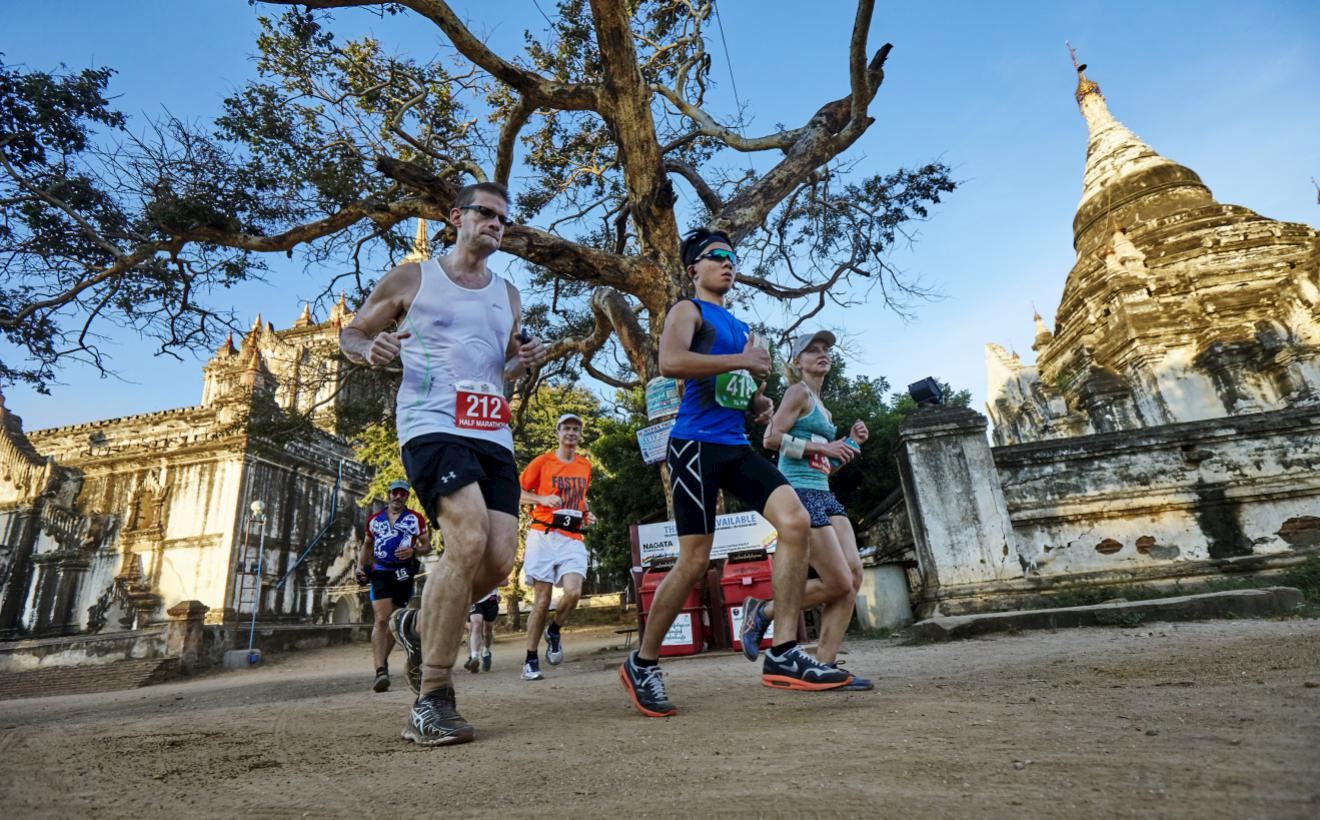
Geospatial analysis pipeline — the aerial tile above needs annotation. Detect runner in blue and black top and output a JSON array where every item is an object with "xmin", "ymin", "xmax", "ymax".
[
  {"xmin": 356, "ymin": 479, "xmax": 430, "ymax": 692},
  {"xmin": 747, "ymin": 330, "xmax": 874, "ymax": 691},
  {"xmin": 619, "ymin": 228, "xmax": 851, "ymax": 719}
]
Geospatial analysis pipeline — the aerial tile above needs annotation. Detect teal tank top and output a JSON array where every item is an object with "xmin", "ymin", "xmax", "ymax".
[{"xmin": 776, "ymin": 390, "xmax": 836, "ymax": 491}]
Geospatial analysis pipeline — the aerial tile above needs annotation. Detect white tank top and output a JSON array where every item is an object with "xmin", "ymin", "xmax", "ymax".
[{"xmin": 395, "ymin": 258, "xmax": 514, "ymax": 451}]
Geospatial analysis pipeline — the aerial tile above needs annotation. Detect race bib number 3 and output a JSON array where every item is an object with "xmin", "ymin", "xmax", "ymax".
[
  {"xmin": 715, "ymin": 370, "xmax": 756, "ymax": 410},
  {"xmin": 455, "ymin": 381, "xmax": 511, "ymax": 430}
]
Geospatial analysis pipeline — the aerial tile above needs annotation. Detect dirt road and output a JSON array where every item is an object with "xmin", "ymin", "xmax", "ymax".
[{"xmin": 1, "ymin": 618, "xmax": 1317, "ymax": 819}]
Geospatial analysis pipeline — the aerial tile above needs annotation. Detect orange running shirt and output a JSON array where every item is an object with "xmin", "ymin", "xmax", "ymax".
[{"xmin": 519, "ymin": 451, "xmax": 592, "ymax": 541}]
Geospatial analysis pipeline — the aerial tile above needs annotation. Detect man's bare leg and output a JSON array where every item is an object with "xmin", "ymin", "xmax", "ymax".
[
  {"xmin": 761, "ymin": 485, "xmax": 812, "ymax": 644},
  {"xmin": 758, "ymin": 523, "xmax": 853, "ymax": 625},
  {"xmin": 637, "ymin": 535, "xmax": 713, "ymax": 660},
  {"xmin": 815, "ymin": 516, "xmax": 863, "ymax": 664},
  {"xmin": 551, "ymin": 573, "xmax": 583, "ymax": 628},
  {"xmin": 372, "ymin": 599, "xmax": 398, "ymax": 671},
  {"xmin": 419, "ymin": 483, "xmax": 490, "ymax": 697},
  {"xmin": 468, "ymin": 612, "xmax": 484, "ymax": 658},
  {"xmin": 525, "ymin": 580, "xmax": 554, "ymax": 655}
]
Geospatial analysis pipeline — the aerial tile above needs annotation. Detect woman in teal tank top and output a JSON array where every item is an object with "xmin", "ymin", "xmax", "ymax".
[{"xmin": 747, "ymin": 330, "xmax": 873, "ymax": 690}]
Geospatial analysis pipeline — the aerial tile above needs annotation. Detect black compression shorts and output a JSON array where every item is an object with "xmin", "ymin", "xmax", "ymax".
[{"xmin": 666, "ymin": 436, "xmax": 789, "ymax": 536}]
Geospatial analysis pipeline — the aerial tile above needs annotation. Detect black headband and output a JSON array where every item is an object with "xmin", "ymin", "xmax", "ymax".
[{"xmin": 682, "ymin": 233, "xmax": 734, "ymax": 266}]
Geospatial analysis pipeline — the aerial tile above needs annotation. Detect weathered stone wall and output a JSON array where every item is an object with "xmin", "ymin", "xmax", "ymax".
[
  {"xmin": 884, "ymin": 404, "xmax": 1320, "ymax": 616},
  {"xmin": 995, "ymin": 405, "xmax": 1320, "ymax": 579}
]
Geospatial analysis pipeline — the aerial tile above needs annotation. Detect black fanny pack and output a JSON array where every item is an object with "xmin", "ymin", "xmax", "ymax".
[{"xmin": 543, "ymin": 509, "xmax": 584, "ymax": 534}]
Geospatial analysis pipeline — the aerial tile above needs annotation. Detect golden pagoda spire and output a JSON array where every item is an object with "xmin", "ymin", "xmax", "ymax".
[
  {"xmin": 403, "ymin": 218, "xmax": 431, "ymax": 263},
  {"xmin": 1067, "ymin": 41, "xmax": 1101, "ymax": 106}
]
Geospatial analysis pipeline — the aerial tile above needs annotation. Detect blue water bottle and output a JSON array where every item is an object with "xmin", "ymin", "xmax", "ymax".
[{"xmin": 828, "ymin": 436, "xmax": 862, "ymax": 470}]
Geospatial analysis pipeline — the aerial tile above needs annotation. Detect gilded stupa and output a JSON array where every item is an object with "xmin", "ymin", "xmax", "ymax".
[{"xmin": 987, "ymin": 52, "xmax": 1320, "ymax": 446}]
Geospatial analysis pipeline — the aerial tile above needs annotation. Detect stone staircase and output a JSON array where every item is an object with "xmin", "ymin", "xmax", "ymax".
[{"xmin": 0, "ymin": 657, "xmax": 179, "ymax": 701}]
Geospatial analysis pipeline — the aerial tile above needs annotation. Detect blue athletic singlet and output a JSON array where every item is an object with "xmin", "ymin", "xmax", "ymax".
[
  {"xmin": 366, "ymin": 508, "xmax": 426, "ymax": 569},
  {"xmin": 670, "ymin": 299, "xmax": 752, "ymax": 446}
]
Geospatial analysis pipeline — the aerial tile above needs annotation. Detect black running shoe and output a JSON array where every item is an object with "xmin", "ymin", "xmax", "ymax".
[
  {"xmin": 401, "ymin": 686, "xmax": 475, "ymax": 746},
  {"xmin": 761, "ymin": 645, "xmax": 852, "ymax": 691},
  {"xmin": 463, "ymin": 654, "xmax": 480, "ymax": 674},
  {"xmin": 618, "ymin": 652, "xmax": 677, "ymax": 717},
  {"xmin": 481, "ymin": 649, "xmax": 492, "ymax": 672},
  {"xmin": 739, "ymin": 596, "xmax": 770, "ymax": 661},
  {"xmin": 372, "ymin": 668, "xmax": 390, "ymax": 692},
  {"xmin": 389, "ymin": 607, "xmax": 423, "ymax": 697}
]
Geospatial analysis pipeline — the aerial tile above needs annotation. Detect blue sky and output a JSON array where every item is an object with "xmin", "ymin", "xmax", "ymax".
[{"xmin": 4, "ymin": 0, "xmax": 1318, "ymax": 430}]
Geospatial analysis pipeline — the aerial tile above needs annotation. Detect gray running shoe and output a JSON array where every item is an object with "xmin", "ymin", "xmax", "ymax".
[
  {"xmin": 464, "ymin": 654, "xmax": 480, "ymax": 674},
  {"xmin": 389, "ymin": 607, "xmax": 423, "ymax": 697},
  {"xmin": 401, "ymin": 686, "xmax": 475, "ymax": 746},
  {"xmin": 521, "ymin": 658, "xmax": 544, "ymax": 681}
]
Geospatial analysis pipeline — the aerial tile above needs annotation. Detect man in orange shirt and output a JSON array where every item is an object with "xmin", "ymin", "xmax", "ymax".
[{"xmin": 518, "ymin": 413, "xmax": 594, "ymax": 680}]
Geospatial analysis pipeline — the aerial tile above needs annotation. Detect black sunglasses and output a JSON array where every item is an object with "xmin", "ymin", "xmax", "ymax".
[
  {"xmin": 697, "ymin": 248, "xmax": 737, "ymax": 265},
  {"xmin": 458, "ymin": 204, "xmax": 514, "ymax": 227}
]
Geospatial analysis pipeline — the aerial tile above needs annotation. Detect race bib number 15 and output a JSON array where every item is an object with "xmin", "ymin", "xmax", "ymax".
[{"xmin": 455, "ymin": 381, "xmax": 511, "ymax": 430}]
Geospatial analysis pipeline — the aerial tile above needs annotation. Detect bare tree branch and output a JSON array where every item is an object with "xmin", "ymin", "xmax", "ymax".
[
  {"xmin": 260, "ymin": 0, "xmax": 602, "ymax": 110},
  {"xmin": 665, "ymin": 159, "xmax": 722, "ymax": 213}
]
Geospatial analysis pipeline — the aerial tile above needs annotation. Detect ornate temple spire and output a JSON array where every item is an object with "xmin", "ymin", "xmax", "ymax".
[
  {"xmin": 403, "ymin": 218, "xmax": 431, "ymax": 263},
  {"xmin": 1066, "ymin": 46, "xmax": 1210, "ymax": 251},
  {"xmin": 293, "ymin": 303, "xmax": 314, "ymax": 328},
  {"xmin": 216, "ymin": 332, "xmax": 237, "ymax": 357},
  {"xmin": 1032, "ymin": 309, "xmax": 1053, "ymax": 352}
]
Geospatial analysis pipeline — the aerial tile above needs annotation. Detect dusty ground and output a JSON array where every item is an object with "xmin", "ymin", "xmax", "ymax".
[{"xmin": 1, "ymin": 618, "xmax": 1318, "ymax": 819}]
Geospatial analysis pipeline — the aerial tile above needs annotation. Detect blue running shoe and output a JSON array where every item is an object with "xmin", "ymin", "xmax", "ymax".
[
  {"xmin": 739, "ymin": 597, "xmax": 770, "ymax": 661},
  {"xmin": 828, "ymin": 662, "xmax": 874, "ymax": 691},
  {"xmin": 545, "ymin": 625, "xmax": 564, "ymax": 665},
  {"xmin": 761, "ymin": 645, "xmax": 851, "ymax": 691}
]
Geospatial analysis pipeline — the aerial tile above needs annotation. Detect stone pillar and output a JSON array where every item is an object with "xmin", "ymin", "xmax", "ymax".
[
  {"xmin": 166, "ymin": 600, "xmax": 211, "ymax": 674},
  {"xmin": 895, "ymin": 407, "xmax": 1019, "ymax": 614}
]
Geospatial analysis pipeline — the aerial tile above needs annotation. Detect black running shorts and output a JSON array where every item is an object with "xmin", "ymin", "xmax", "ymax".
[
  {"xmin": 468, "ymin": 595, "xmax": 499, "ymax": 622},
  {"xmin": 402, "ymin": 432, "xmax": 520, "ymax": 525},
  {"xmin": 369, "ymin": 568, "xmax": 415, "ymax": 608},
  {"xmin": 666, "ymin": 436, "xmax": 789, "ymax": 536}
]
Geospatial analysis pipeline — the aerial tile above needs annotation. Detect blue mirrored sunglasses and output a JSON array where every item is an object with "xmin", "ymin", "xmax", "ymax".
[{"xmin": 697, "ymin": 248, "xmax": 737, "ymax": 265}]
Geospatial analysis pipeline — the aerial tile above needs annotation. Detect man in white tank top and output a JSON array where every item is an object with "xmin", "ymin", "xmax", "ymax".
[{"xmin": 341, "ymin": 182, "xmax": 545, "ymax": 747}]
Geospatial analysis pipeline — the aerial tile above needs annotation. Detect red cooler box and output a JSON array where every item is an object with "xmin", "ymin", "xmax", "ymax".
[
  {"xmin": 637, "ymin": 564, "xmax": 706, "ymax": 657},
  {"xmin": 721, "ymin": 551, "xmax": 775, "ymax": 653}
]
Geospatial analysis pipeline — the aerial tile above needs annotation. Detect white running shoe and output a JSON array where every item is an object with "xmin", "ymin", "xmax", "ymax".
[{"xmin": 521, "ymin": 658, "xmax": 544, "ymax": 681}]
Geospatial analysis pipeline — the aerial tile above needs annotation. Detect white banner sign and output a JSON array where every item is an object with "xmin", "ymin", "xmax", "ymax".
[
  {"xmin": 636, "ymin": 511, "xmax": 778, "ymax": 567},
  {"xmin": 645, "ymin": 377, "xmax": 681, "ymax": 421},
  {"xmin": 636, "ymin": 418, "xmax": 676, "ymax": 465},
  {"xmin": 662, "ymin": 612, "xmax": 693, "ymax": 646}
]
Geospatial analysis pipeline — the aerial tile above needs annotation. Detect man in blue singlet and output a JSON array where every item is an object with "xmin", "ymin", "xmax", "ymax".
[
  {"xmin": 356, "ymin": 479, "xmax": 429, "ymax": 692},
  {"xmin": 618, "ymin": 228, "xmax": 852, "ymax": 717},
  {"xmin": 341, "ymin": 182, "xmax": 545, "ymax": 746}
]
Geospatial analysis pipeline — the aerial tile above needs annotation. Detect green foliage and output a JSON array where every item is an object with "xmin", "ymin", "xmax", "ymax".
[
  {"xmin": 584, "ymin": 389, "xmax": 666, "ymax": 582},
  {"xmin": 740, "ymin": 356, "xmax": 970, "ymax": 525}
]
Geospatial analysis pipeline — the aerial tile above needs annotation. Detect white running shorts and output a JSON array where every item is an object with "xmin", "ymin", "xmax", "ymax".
[{"xmin": 523, "ymin": 528, "xmax": 588, "ymax": 586}]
